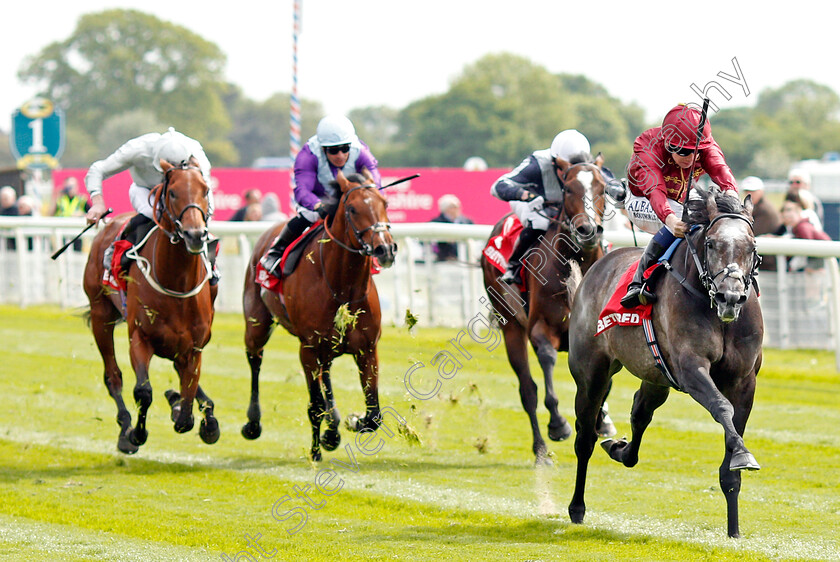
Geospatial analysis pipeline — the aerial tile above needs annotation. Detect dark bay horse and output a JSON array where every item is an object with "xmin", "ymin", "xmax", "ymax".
[
  {"xmin": 241, "ymin": 172, "xmax": 397, "ymax": 461},
  {"xmin": 83, "ymin": 160, "xmax": 219, "ymax": 454},
  {"xmin": 566, "ymin": 186, "xmax": 762, "ymax": 537},
  {"xmin": 481, "ymin": 156, "xmax": 614, "ymax": 464}
]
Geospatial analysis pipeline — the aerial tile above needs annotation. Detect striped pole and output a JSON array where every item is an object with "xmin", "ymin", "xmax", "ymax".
[{"xmin": 290, "ymin": 0, "xmax": 302, "ymax": 159}]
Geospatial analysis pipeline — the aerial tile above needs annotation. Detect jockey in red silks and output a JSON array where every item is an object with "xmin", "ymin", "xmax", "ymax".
[
  {"xmin": 260, "ymin": 114, "xmax": 381, "ymax": 275},
  {"xmin": 612, "ymin": 103, "xmax": 739, "ymax": 308}
]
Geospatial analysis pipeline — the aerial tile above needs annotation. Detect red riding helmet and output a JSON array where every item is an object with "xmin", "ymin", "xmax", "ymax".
[{"xmin": 661, "ymin": 104, "xmax": 712, "ymax": 150}]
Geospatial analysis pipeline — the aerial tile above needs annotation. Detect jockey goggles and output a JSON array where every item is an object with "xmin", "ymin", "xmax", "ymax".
[
  {"xmin": 325, "ymin": 144, "xmax": 351, "ymax": 155},
  {"xmin": 666, "ymin": 143, "xmax": 697, "ymax": 157}
]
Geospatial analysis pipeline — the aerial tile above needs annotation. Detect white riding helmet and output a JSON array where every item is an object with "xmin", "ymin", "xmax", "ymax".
[
  {"xmin": 549, "ymin": 129, "xmax": 591, "ymax": 162},
  {"xmin": 152, "ymin": 128, "xmax": 195, "ymax": 172},
  {"xmin": 316, "ymin": 115, "xmax": 358, "ymax": 147}
]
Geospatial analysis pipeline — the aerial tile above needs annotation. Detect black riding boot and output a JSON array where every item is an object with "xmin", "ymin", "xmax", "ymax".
[
  {"xmin": 104, "ymin": 214, "xmax": 154, "ymax": 270},
  {"xmin": 208, "ymin": 238, "xmax": 220, "ymax": 286},
  {"xmin": 260, "ymin": 215, "xmax": 312, "ymax": 276},
  {"xmin": 620, "ymin": 239, "xmax": 667, "ymax": 308},
  {"xmin": 501, "ymin": 226, "xmax": 543, "ymax": 285}
]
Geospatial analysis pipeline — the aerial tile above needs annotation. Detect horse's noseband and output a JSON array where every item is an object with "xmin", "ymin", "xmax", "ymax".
[{"xmin": 697, "ymin": 213, "xmax": 758, "ymax": 308}]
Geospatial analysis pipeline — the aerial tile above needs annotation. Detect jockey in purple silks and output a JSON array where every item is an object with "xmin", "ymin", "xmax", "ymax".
[{"xmin": 260, "ymin": 114, "xmax": 382, "ymax": 275}]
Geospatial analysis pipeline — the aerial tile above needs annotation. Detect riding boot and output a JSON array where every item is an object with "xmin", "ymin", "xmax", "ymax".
[
  {"xmin": 501, "ymin": 226, "xmax": 543, "ymax": 285},
  {"xmin": 620, "ymin": 238, "xmax": 668, "ymax": 308},
  {"xmin": 104, "ymin": 214, "xmax": 153, "ymax": 270},
  {"xmin": 260, "ymin": 215, "xmax": 312, "ymax": 276},
  {"xmin": 207, "ymin": 238, "xmax": 220, "ymax": 286}
]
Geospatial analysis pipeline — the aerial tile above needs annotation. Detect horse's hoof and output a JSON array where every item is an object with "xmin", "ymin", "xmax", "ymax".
[
  {"xmin": 321, "ymin": 429, "xmax": 341, "ymax": 452},
  {"xmin": 165, "ymin": 390, "xmax": 181, "ymax": 422},
  {"xmin": 174, "ymin": 417, "xmax": 194, "ymax": 434},
  {"xmin": 600, "ymin": 437, "xmax": 628, "ymax": 460},
  {"xmin": 730, "ymin": 451, "xmax": 760, "ymax": 471},
  {"xmin": 597, "ymin": 420, "xmax": 617, "ymax": 438},
  {"xmin": 548, "ymin": 419, "xmax": 573, "ymax": 441},
  {"xmin": 117, "ymin": 435, "xmax": 139, "ymax": 455},
  {"xmin": 568, "ymin": 505, "xmax": 585, "ymax": 525},
  {"xmin": 127, "ymin": 427, "xmax": 147, "ymax": 447},
  {"xmin": 241, "ymin": 421, "xmax": 262, "ymax": 440},
  {"xmin": 311, "ymin": 448, "xmax": 322, "ymax": 462},
  {"xmin": 534, "ymin": 452, "xmax": 553, "ymax": 467},
  {"xmin": 344, "ymin": 413, "xmax": 362, "ymax": 432},
  {"xmin": 199, "ymin": 417, "xmax": 220, "ymax": 444}
]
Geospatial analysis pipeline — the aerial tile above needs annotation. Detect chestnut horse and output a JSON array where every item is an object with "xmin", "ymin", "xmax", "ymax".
[
  {"xmin": 481, "ymin": 156, "xmax": 614, "ymax": 464},
  {"xmin": 241, "ymin": 172, "xmax": 397, "ymax": 461},
  {"xmin": 566, "ymin": 186, "xmax": 762, "ymax": 537},
  {"xmin": 83, "ymin": 160, "xmax": 218, "ymax": 454}
]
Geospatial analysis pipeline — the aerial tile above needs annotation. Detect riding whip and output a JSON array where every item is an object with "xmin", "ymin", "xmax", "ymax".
[
  {"xmin": 50, "ymin": 208, "xmax": 113, "ymax": 260},
  {"xmin": 381, "ymin": 174, "xmax": 420, "ymax": 190},
  {"xmin": 681, "ymin": 98, "xmax": 710, "ymax": 221}
]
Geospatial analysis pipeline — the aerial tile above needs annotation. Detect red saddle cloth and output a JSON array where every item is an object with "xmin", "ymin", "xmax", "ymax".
[
  {"xmin": 595, "ymin": 260, "xmax": 656, "ymax": 336},
  {"xmin": 483, "ymin": 214, "xmax": 523, "ymax": 274},
  {"xmin": 101, "ymin": 222, "xmax": 132, "ymax": 292}
]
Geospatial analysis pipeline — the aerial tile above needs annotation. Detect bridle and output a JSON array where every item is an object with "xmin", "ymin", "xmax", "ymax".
[
  {"xmin": 682, "ymin": 212, "xmax": 760, "ymax": 309},
  {"xmin": 152, "ymin": 163, "xmax": 211, "ymax": 245},
  {"xmin": 540, "ymin": 162, "xmax": 604, "ymax": 244},
  {"xmin": 322, "ymin": 184, "xmax": 391, "ymax": 256},
  {"xmin": 131, "ymin": 162, "xmax": 213, "ymax": 298}
]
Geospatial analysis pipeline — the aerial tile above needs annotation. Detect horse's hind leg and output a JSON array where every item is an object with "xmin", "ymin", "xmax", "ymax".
[
  {"xmin": 241, "ymin": 293, "xmax": 274, "ymax": 440},
  {"xmin": 168, "ymin": 354, "xmax": 201, "ymax": 434},
  {"xmin": 89, "ymin": 300, "xmax": 135, "ymax": 454},
  {"xmin": 320, "ymin": 361, "xmax": 341, "ymax": 452},
  {"xmin": 195, "ymin": 385, "xmax": 220, "ymax": 444},
  {"xmin": 601, "ymin": 381, "xmax": 670, "ymax": 467},
  {"xmin": 300, "ymin": 346, "xmax": 326, "ymax": 461},
  {"xmin": 568, "ymin": 353, "xmax": 613, "ymax": 524}
]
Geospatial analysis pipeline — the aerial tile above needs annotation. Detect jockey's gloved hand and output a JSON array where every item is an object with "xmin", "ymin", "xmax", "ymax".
[
  {"xmin": 315, "ymin": 203, "xmax": 329, "ymax": 219},
  {"xmin": 527, "ymin": 195, "xmax": 545, "ymax": 212}
]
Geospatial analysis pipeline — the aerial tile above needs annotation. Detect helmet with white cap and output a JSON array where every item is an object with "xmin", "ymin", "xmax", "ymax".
[
  {"xmin": 152, "ymin": 128, "xmax": 195, "ymax": 172},
  {"xmin": 549, "ymin": 129, "xmax": 591, "ymax": 162}
]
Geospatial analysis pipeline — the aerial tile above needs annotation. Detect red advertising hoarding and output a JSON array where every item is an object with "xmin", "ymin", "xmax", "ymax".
[{"xmin": 51, "ymin": 168, "xmax": 511, "ymax": 224}]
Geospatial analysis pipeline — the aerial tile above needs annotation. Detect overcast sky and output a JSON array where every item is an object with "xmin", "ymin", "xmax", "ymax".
[{"xmin": 2, "ymin": 1, "xmax": 837, "ymax": 147}]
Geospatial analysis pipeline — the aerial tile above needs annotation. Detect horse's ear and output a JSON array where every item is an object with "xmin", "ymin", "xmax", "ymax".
[
  {"xmin": 160, "ymin": 160, "xmax": 173, "ymax": 173},
  {"xmin": 336, "ymin": 170, "xmax": 350, "ymax": 193},
  {"xmin": 554, "ymin": 158, "xmax": 570, "ymax": 174},
  {"xmin": 594, "ymin": 152, "xmax": 604, "ymax": 169},
  {"xmin": 361, "ymin": 167, "xmax": 375, "ymax": 184},
  {"xmin": 743, "ymin": 193, "xmax": 754, "ymax": 216},
  {"xmin": 703, "ymin": 186, "xmax": 718, "ymax": 219}
]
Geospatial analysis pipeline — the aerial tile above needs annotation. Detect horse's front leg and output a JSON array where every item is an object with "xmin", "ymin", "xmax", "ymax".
[
  {"xmin": 718, "ymin": 369, "xmax": 758, "ymax": 538},
  {"xmin": 679, "ymin": 358, "xmax": 760, "ymax": 472},
  {"xmin": 195, "ymin": 384, "xmax": 220, "ymax": 444},
  {"xmin": 529, "ymin": 322, "xmax": 573, "ymax": 444},
  {"xmin": 346, "ymin": 346, "xmax": 381, "ymax": 432},
  {"xmin": 166, "ymin": 353, "xmax": 201, "ymax": 434},
  {"xmin": 601, "ymin": 380, "xmax": 670, "ymax": 467},
  {"xmin": 126, "ymin": 333, "xmax": 155, "ymax": 448},
  {"xmin": 242, "ymin": 296, "xmax": 274, "ymax": 440}
]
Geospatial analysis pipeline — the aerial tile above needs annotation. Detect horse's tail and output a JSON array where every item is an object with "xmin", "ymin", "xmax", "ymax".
[
  {"xmin": 565, "ymin": 261, "xmax": 583, "ymax": 309},
  {"xmin": 79, "ymin": 305, "xmax": 92, "ymax": 328}
]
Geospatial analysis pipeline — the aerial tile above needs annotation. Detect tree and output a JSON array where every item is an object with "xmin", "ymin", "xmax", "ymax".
[
  {"xmin": 224, "ymin": 86, "xmax": 323, "ymax": 166},
  {"xmin": 18, "ymin": 9, "xmax": 237, "ymax": 165}
]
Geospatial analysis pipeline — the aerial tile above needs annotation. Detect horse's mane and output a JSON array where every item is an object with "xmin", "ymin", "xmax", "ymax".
[
  {"xmin": 323, "ymin": 173, "xmax": 370, "ymax": 217},
  {"xmin": 568, "ymin": 152, "xmax": 594, "ymax": 165},
  {"xmin": 685, "ymin": 188, "xmax": 746, "ymax": 227}
]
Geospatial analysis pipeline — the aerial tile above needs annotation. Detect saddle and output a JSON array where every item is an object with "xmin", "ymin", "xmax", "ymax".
[{"xmin": 256, "ymin": 222, "xmax": 326, "ymax": 293}]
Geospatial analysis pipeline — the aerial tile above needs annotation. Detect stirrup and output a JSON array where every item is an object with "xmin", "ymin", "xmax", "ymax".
[{"xmin": 500, "ymin": 265, "xmax": 522, "ymax": 285}]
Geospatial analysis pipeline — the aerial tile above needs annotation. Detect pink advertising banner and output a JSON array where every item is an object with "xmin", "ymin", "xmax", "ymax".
[{"xmin": 51, "ymin": 168, "xmax": 511, "ymax": 225}]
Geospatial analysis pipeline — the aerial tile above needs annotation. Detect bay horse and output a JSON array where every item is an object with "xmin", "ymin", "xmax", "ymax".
[
  {"xmin": 83, "ymin": 159, "xmax": 219, "ymax": 454},
  {"xmin": 481, "ymin": 155, "xmax": 614, "ymax": 464},
  {"xmin": 241, "ymin": 172, "xmax": 397, "ymax": 461},
  {"xmin": 566, "ymin": 185, "xmax": 762, "ymax": 537}
]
